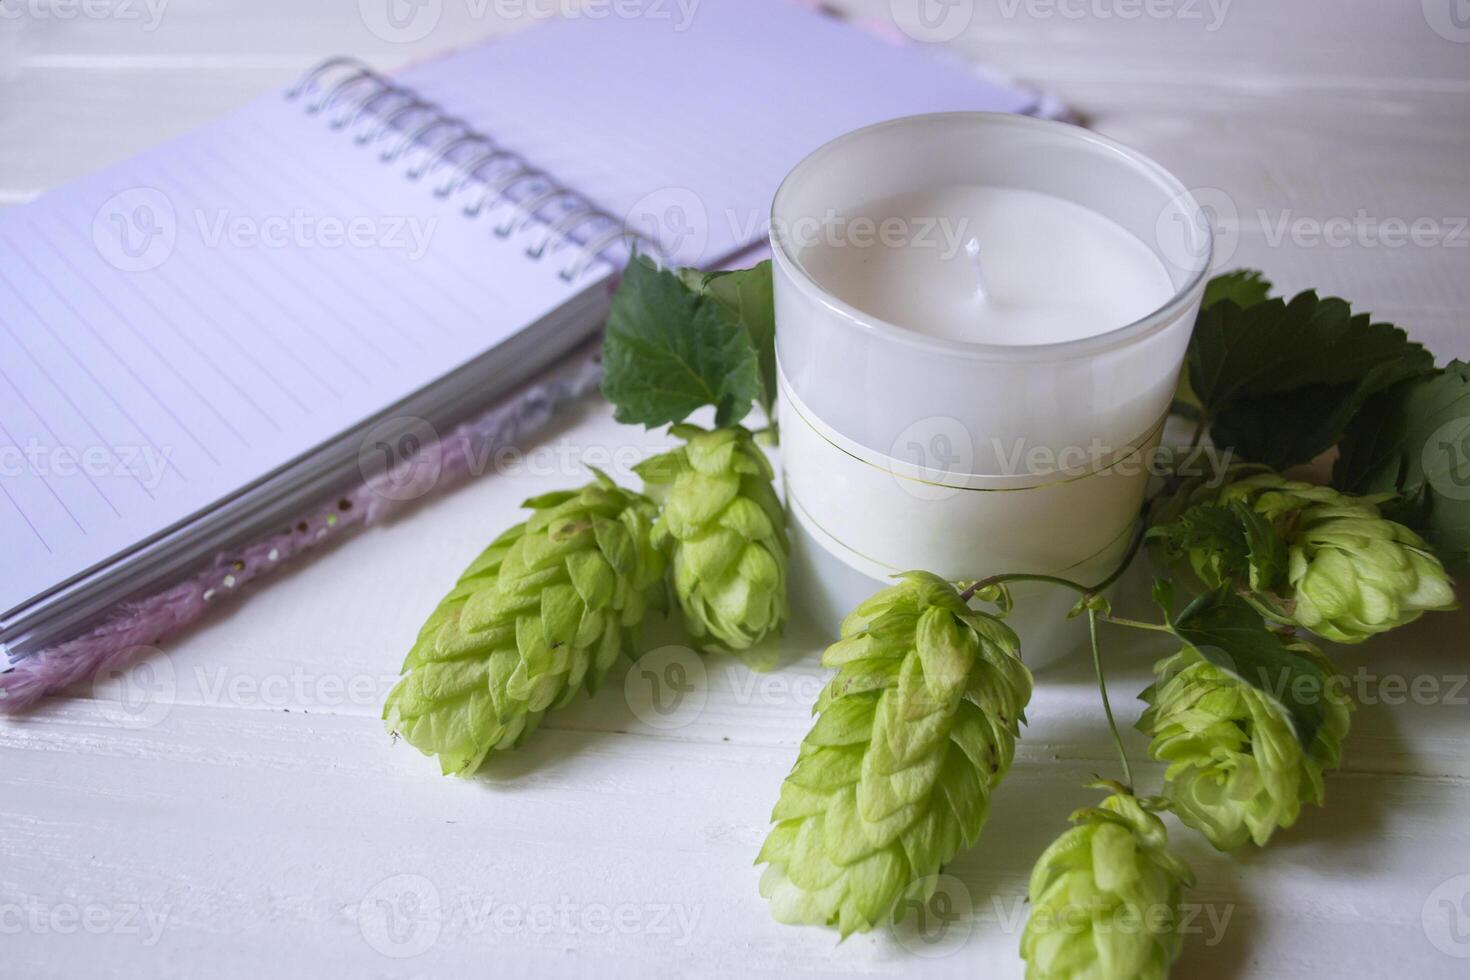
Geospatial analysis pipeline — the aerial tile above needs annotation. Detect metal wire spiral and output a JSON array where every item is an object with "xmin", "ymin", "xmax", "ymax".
[{"xmin": 286, "ymin": 56, "xmax": 661, "ymax": 281}]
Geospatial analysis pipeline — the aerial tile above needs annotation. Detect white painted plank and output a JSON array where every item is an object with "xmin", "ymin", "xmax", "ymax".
[
  {"xmin": 842, "ymin": 0, "xmax": 1470, "ymax": 86},
  {"xmin": 4, "ymin": 701, "xmax": 1468, "ymax": 978},
  {"xmin": 4, "ymin": 0, "xmax": 527, "ymax": 63}
]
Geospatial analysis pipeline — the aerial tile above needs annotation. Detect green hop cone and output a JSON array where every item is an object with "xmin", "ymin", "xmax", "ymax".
[
  {"xmin": 1155, "ymin": 471, "xmax": 1456, "ymax": 643},
  {"xmin": 635, "ymin": 424, "xmax": 788, "ymax": 652},
  {"xmin": 1138, "ymin": 640, "xmax": 1351, "ymax": 850},
  {"xmin": 383, "ymin": 471, "xmax": 665, "ymax": 775},
  {"xmin": 1021, "ymin": 784, "xmax": 1195, "ymax": 980},
  {"xmin": 756, "ymin": 572, "xmax": 1032, "ymax": 936},
  {"xmin": 1229, "ymin": 474, "xmax": 1456, "ymax": 643}
]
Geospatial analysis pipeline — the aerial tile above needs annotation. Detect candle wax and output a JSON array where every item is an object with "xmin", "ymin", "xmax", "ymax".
[{"xmin": 795, "ymin": 185, "xmax": 1176, "ymax": 345}]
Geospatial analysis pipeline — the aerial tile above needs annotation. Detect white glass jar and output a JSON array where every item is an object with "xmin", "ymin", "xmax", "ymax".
[{"xmin": 771, "ymin": 113, "xmax": 1212, "ymax": 667}]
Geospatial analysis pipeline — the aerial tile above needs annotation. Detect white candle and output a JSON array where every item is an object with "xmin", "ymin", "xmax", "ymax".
[
  {"xmin": 770, "ymin": 113, "xmax": 1213, "ymax": 662},
  {"xmin": 794, "ymin": 185, "xmax": 1177, "ymax": 345}
]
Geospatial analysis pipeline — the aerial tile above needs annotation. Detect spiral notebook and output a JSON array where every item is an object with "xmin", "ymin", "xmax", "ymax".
[{"xmin": 0, "ymin": 0, "xmax": 1049, "ymax": 664}]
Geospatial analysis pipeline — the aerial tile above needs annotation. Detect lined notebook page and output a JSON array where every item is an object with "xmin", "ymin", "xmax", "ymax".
[
  {"xmin": 0, "ymin": 92, "xmax": 610, "ymax": 618},
  {"xmin": 399, "ymin": 0, "xmax": 1040, "ymax": 268}
]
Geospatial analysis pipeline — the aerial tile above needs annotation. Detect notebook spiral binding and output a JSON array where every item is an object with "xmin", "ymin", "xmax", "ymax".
[{"xmin": 286, "ymin": 56, "xmax": 663, "ymax": 282}]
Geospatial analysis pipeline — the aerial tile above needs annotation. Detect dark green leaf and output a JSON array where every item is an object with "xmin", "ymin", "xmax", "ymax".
[
  {"xmin": 1236, "ymin": 502, "xmax": 1290, "ymax": 591},
  {"xmin": 1202, "ymin": 269, "xmax": 1272, "ymax": 311},
  {"xmin": 1176, "ymin": 271, "xmax": 1274, "ymax": 414},
  {"xmin": 679, "ymin": 261, "xmax": 777, "ymax": 418},
  {"xmin": 1169, "ymin": 589, "xmax": 1329, "ymax": 750},
  {"xmin": 1187, "ymin": 292, "xmax": 1434, "ymax": 467},
  {"xmin": 1209, "ymin": 366, "xmax": 1414, "ymax": 472},
  {"xmin": 1151, "ymin": 504, "xmax": 1246, "ymax": 567},
  {"xmin": 602, "ymin": 257, "xmax": 761, "ymax": 428},
  {"xmin": 1334, "ymin": 361, "xmax": 1470, "ymax": 575},
  {"xmin": 1146, "ymin": 505, "xmax": 1287, "ymax": 590},
  {"xmin": 1150, "ymin": 501, "xmax": 1288, "ymax": 593}
]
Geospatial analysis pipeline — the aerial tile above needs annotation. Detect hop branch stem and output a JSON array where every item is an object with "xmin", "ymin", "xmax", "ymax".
[
  {"xmin": 957, "ymin": 511, "xmax": 1154, "ymax": 792},
  {"xmin": 959, "ymin": 505, "xmax": 1150, "ymax": 604},
  {"xmin": 1089, "ymin": 607, "xmax": 1134, "ymax": 792}
]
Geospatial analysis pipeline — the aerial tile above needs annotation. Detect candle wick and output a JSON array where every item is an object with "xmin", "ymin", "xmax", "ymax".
[{"xmin": 965, "ymin": 236, "xmax": 988, "ymax": 302}]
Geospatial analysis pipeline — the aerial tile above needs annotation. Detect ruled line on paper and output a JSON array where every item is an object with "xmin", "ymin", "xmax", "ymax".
[
  {"xmin": 160, "ymin": 241, "xmax": 345, "ymax": 402},
  {"xmin": 0, "ymin": 237, "xmax": 193, "ymax": 484},
  {"xmin": 154, "ymin": 168, "xmax": 375, "ymax": 389},
  {"xmin": 0, "ymin": 360, "xmax": 123, "ymax": 518},
  {"xmin": 27, "ymin": 220, "xmax": 233, "ymax": 463},
  {"xmin": 0, "ymin": 266, "xmax": 165, "ymax": 500},
  {"xmin": 214, "ymin": 141, "xmax": 466, "ymax": 341},
  {"xmin": 199, "ymin": 249, "xmax": 370, "ymax": 387},
  {"xmin": 172, "ymin": 147, "xmax": 406, "ymax": 367},
  {"xmin": 191, "ymin": 142, "xmax": 433, "ymax": 352},
  {"xmin": 119, "ymin": 237, "xmax": 312, "ymax": 417},
  {"xmin": 55, "ymin": 189, "xmax": 309, "ymax": 426},
  {"xmin": 226, "ymin": 118, "xmax": 487, "ymax": 323},
  {"xmin": 0, "ymin": 414, "xmax": 86, "ymax": 535},
  {"xmin": 0, "ymin": 480, "xmax": 51, "ymax": 553},
  {"xmin": 235, "ymin": 118, "xmax": 508, "ymax": 328},
  {"xmin": 153, "ymin": 163, "xmax": 388, "ymax": 381},
  {"xmin": 45, "ymin": 214, "xmax": 257, "ymax": 448},
  {"xmin": 82, "ymin": 262, "xmax": 284, "ymax": 432}
]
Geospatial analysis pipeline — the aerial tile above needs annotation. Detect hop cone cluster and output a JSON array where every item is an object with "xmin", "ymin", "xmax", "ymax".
[
  {"xmin": 384, "ymin": 472, "xmax": 665, "ymax": 775},
  {"xmin": 1021, "ymin": 784, "xmax": 1195, "ymax": 980},
  {"xmin": 1228, "ymin": 475, "xmax": 1455, "ymax": 642},
  {"xmin": 756, "ymin": 572, "xmax": 1032, "ymax": 936},
  {"xmin": 1138, "ymin": 642, "xmax": 1351, "ymax": 850},
  {"xmin": 1158, "ymin": 471, "xmax": 1455, "ymax": 643},
  {"xmin": 636, "ymin": 424, "xmax": 787, "ymax": 652}
]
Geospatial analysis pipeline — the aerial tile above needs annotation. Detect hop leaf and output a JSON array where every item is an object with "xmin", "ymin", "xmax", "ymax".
[
  {"xmin": 1138, "ymin": 638, "xmax": 1352, "ymax": 850},
  {"xmin": 602, "ymin": 257, "xmax": 762, "ymax": 429},
  {"xmin": 755, "ymin": 572, "xmax": 1032, "ymax": 936},
  {"xmin": 1201, "ymin": 269, "xmax": 1272, "ymax": 311},
  {"xmin": 1021, "ymin": 784, "xmax": 1195, "ymax": 980},
  {"xmin": 383, "ymin": 472, "xmax": 665, "ymax": 775},
  {"xmin": 1333, "ymin": 360, "xmax": 1470, "ymax": 574},
  {"xmin": 637, "ymin": 424, "xmax": 788, "ymax": 652},
  {"xmin": 1181, "ymin": 289, "xmax": 1433, "ymax": 468},
  {"xmin": 678, "ymin": 261, "xmax": 778, "ymax": 418},
  {"xmin": 1154, "ymin": 471, "xmax": 1457, "ymax": 643}
]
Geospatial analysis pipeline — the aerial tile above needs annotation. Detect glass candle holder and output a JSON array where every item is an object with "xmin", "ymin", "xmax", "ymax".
[{"xmin": 771, "ymin": 113, "xmax": 1212, "ymax": 666}]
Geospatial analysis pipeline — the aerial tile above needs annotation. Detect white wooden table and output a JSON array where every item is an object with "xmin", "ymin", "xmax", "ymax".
[{"xmin": 4, "ymin": 2, "xmax": 1469, "ymax": 977}]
